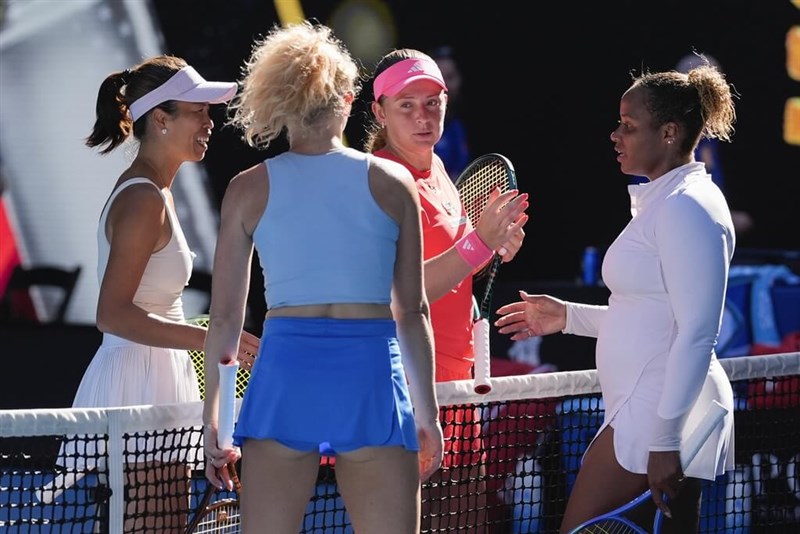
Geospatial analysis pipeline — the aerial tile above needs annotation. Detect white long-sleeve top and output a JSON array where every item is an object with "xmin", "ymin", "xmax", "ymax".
[{"xmin": 564, "ymin": 162, "xmax": 736, "ymax": 479}]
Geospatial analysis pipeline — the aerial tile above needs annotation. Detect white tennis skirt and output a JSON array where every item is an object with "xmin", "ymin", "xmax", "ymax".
[
  {"xmin": 73, "ymin": 333, "xmax": 201, "ymax": 408},
  {"xmin": 64, "ymin": 334, "xmax": 202, "ymax": 467}
]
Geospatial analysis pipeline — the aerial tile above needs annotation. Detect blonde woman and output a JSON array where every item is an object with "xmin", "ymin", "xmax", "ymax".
[{"xmin": 202, "ymin": 22, "xmax": 443, "ymax": 533}]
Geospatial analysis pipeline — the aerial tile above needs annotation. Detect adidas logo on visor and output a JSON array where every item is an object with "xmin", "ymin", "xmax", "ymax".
[{"xmin": 407, "ymin": 62, "xmax": 426, "ymax": 73}]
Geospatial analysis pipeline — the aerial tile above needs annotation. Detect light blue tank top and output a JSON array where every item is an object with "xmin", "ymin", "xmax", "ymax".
[{"xmin": 254, "ymin": 147, "xmax": 399, "ymax": 309}]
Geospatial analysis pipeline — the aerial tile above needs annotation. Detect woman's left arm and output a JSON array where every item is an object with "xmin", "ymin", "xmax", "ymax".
[{"xmin": 655, "ymin": 193, "xmax": 733, "ymax": 428}]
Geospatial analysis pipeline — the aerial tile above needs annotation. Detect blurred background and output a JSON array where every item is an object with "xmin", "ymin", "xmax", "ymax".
[
  {"xmin": 2, "ymin": 8, "xmax": 798, "ymax": 528},
  {"xmin": 1, "ymin": 0, "xmax": 798, "ymax": 329}
]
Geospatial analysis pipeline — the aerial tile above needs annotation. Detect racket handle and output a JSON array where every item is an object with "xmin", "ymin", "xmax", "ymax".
[
  {"xmin": 473, "ymin": 318, "xmax": 492, "ymax": 394},
  {"xmin": 681, "ymin": 399, "xmax": 729, "ymax": 470},
  {"xmin": 218, "ymin": 361, "xmax": 239, "ymax": 449}
]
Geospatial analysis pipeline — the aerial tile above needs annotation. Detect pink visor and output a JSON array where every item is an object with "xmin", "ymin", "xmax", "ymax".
[
  {"xmin": 373, "ymin": 58, "xmax": 447, "ymax": 101},
  {"xmin": 129, "ymin": 66, "xmax": 238, "ymax": 121}
]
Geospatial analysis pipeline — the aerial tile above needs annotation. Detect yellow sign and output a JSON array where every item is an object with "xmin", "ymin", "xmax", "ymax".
[
  {"xmin": 274, "ymin": 0, "xmax": 305, "ymax": 25},
  {"xmin": 788, "ymin": 26, "xmax": 800, "ymax": 81}
]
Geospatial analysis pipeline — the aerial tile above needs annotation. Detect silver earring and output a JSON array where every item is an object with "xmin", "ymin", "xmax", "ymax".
[
  {"xmin": 667, "ymin": 139, "xmax": 673, "ymax": 145},
  {"xmin": 161, "ymin": 128, "xmax": 168, "ymax": 135}
]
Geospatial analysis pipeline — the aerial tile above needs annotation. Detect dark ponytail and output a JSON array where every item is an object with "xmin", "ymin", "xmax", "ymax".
[{"xmin": 84, "ymin": 71, "xmax": 132, "ymax": 155}]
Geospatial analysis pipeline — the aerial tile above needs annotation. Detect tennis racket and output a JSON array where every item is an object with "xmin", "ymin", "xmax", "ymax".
[
  {"xmin": 186, "ymin": 315, "xmax": 252, "ymax": 400},
  {"xmin": 186, "ymin": 362, "xmax": 242, "ymax": 533},
  {"xmin": 454, "ymin": 153, "xmax": 518, "ymax": 394},
  {"xmin": 567, "ymin": 400, "xmax": 730, "ymax": 534},
  {"xmin": 185, "ymin": 462, "xmax": 241, "ymax": 533}
]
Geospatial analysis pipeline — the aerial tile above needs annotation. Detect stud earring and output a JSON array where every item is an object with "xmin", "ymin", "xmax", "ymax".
[
  {"xmin": 667, "ymin": 139, "xmax": 673, "ymax": 145},
  {"xmin": 161, "ymin": 128, "xmax": 168, "ymax": 135}
]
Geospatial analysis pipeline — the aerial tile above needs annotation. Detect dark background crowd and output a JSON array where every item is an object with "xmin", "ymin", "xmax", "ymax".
[{"xmin": 153, "ymin": 0, "xmax": 799, "ymax": 285}]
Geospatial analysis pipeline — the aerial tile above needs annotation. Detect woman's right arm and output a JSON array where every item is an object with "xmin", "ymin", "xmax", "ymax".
[
  {"xmin": 424, "ymin": 188, "xmax": 528, "ymax": 303},
  {"xmin": 202, "ymin": 164, "xmax": 266, "ymax": 487}
]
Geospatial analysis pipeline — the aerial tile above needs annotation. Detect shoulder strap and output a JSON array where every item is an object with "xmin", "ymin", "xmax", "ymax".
[{"xmin": 98, "ymin": 177, "xmax": 164, "ymax": 232}]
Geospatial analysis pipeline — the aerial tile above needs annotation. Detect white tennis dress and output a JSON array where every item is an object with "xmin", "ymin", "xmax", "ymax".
[
  {"xmin": 72, "ymin": 177, "xmax": 201, "ymax": 408},
  {"xmin": 42, "ymin": 178, "xmax": 203, "ymax": 491},
  {"xmin": 564, "ymin": 162, "xmax": 735, "ymax": 480}
]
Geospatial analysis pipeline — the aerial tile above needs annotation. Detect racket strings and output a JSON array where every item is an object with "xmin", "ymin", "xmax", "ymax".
[
  {"xmin": 576, "ymin": 520, "xmax": 645, "ymax": 534},
  {"xmin": 191, "ymin": 499, "xmax": 241, "ymax": 533},
  {"xmin": 458, "ymin": 161, "xmax": 512, "ymax": 226},
  {"xmin": 187, "ymin": 315, "xmax": 252, "ymax": 399},
  {"xmin": 188, "ymin": 466, "xmax": 241, "ymax": 533},
  {"xmin": 459, "ymin": 162, "xmax": 510, "ymax": 286}
]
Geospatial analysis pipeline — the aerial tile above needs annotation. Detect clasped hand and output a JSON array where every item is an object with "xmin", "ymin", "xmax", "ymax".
[
  {"xmin": 647, "ymin": 449, "xmax": 685, "ymax": 519},
  {"xmin": 236, "ymin": 330, "xmax": 260, "ymax": 371},
  {"xmin": 203, "ymin": 424, "xmax": 241, "ymax": 491},
  {"xmin": 475, "ymin": 188, "xmax": 529, "ymax": 263}
]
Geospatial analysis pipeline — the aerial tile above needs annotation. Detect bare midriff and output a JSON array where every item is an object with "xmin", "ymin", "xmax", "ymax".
[{"xmin": 266, "ymin": 303, "xmax": 393, "ymax": 320}]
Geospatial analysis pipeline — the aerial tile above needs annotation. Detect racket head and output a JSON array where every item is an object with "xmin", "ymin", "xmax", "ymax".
[
  {"xmin": 571, "ymin": 517, "xmax": 649, "ymax": 533},
  {"xmin": 189, "ymin": 498, "xmax": 241, "ymax": 532},
  {"xmin": 567, "ymin": 490, "xmax": 652, "ymax": 534},
  {"xmin": 454, "ymin": 153, "xmax": 517, "ymax": 318},
  {"xmin": 454, "ymin": 153, "xmax": 518, "ymax": 231},
  {"xmin": 187, "ymin": 463, "xmax": 242, "ymax": 533},
  {"xmin": 186, "ymin": 315, "xmax": 252, "ymax": 399}
]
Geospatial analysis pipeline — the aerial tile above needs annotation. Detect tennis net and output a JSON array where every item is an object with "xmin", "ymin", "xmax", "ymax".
[{"xmin": 1, "ymin": 352, "xmax": 798, "ymax": 533}]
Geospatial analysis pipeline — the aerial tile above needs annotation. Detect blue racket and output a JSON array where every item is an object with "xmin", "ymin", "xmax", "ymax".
[{"xmin": 568, "ymin": 400, "xmax": 729, "ymax": 534}]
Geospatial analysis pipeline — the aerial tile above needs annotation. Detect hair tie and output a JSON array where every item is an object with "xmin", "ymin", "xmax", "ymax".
[{"xmin": 120, "ymin": 69, "xmax": 132, "ymax": 84}]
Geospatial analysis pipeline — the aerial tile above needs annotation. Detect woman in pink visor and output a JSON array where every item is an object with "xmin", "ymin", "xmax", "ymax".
[{"xmin": 365, "ymin": 49, "xmax": 529, "ymax": 533}]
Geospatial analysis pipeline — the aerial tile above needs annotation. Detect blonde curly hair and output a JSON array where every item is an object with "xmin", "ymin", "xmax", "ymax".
[{"xmin": 227, "ymin": 21, "xmax": 362, "ymax": 149}]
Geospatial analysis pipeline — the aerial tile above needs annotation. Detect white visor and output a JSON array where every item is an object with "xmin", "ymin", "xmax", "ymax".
[{"xmin": 129, "ymin": 66, "xmax": 237, "ymax": 121}]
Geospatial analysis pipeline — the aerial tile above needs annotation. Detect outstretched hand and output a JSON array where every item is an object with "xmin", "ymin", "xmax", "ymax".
[{"xmin": 494, "ymin": 291, "xmax": 567, "ymax": 341}]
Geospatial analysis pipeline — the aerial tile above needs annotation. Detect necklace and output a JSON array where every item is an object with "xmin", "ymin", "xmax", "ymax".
[
  {"xmin": 420, "ymin": 176, "xmax": 457, "ymax": 216},
  {"xmin": 421, "ymin": 177, "xmax": 439, "ymax": 194},
  {"xmin": 379, "ymin": 148, "xmax": 458, "ymax": 216}
]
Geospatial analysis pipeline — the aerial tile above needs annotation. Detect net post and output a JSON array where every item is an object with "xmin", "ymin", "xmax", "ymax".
[{"xmin": 107, "ymin": 409, "xmax": 125, "ymax": 533}]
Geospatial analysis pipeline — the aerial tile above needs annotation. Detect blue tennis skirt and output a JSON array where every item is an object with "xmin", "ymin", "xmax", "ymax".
[{"xmin": 233, "ymin": 317, "xmax": 419, "ymax": 454}]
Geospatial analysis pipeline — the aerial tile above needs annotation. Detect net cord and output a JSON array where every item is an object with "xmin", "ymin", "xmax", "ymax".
[
  {"xmin": 2, "ymin": 353, "xmax": 797, "ymax": 436},
  {"xmin": 437, "ymin": 351, "xmax": 799, "ymax": 406},
  {"xmin": 1, "ymin": 351, "xmax": 796, "ymax": 532}
]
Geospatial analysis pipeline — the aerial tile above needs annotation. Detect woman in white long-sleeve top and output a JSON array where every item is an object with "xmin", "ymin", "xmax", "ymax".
[{"xmin": 494, "ymin": 63, "xmax": 737, "ymax": 534}]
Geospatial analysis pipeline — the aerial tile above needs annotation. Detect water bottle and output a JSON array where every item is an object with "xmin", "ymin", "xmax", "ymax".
[{"xmin": 581, "ymin": 246, "xmax": 599, "ymax": 286}]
